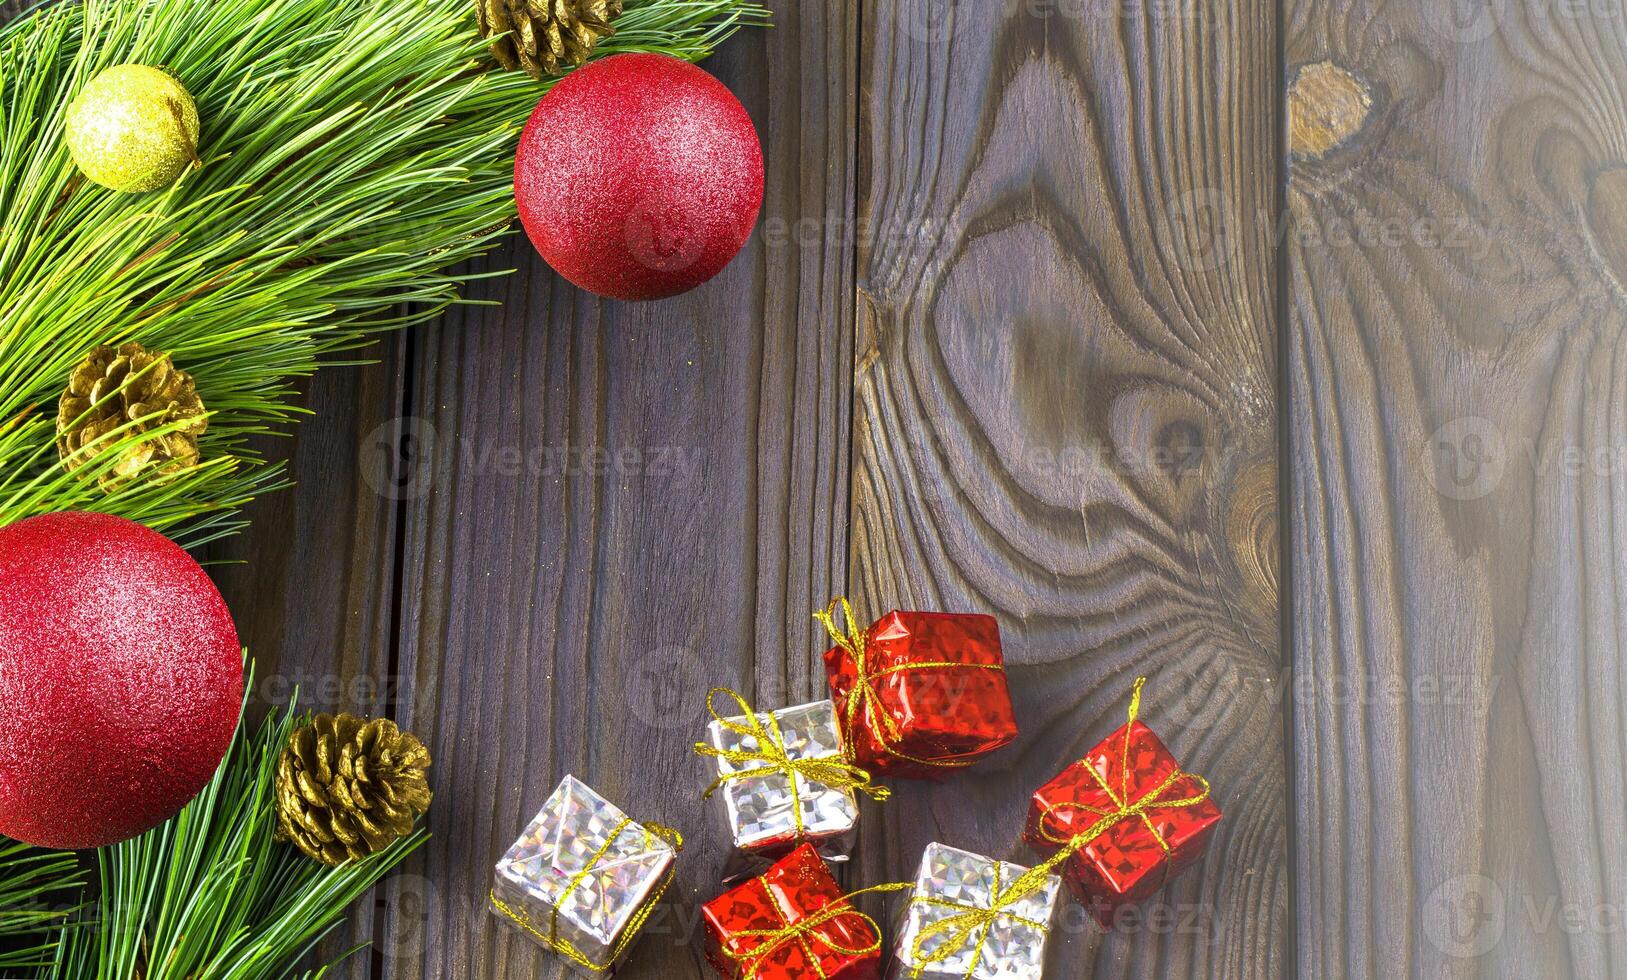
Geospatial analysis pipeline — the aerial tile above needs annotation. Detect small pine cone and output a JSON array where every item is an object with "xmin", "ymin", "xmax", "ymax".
[
  {"xmin": 477, "ymin": 0, "xmax": 622, "ymax": 79},
  {"xmin": 275, "ymin": 713, "xmax": 433, "ymax": 867},
  {"xmin": 56, "ymin": 341, "xmax": 207, "ymax": 492}
]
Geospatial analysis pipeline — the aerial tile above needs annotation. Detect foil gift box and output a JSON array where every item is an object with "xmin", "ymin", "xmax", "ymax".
[
  {"xmin": 819, "ymin": 601, "xmax": 1019, "ymax": 779},
  {"xmin": 1022, "ymin": 700, "xmax": 1220, "ymax": 927},
  {"xmin": 702, "ymin": 696, "xmax": 861, "ymax": 862},
  {"xmin": 702, "ymin": 842, "xmax": 882, "ymax": 980},
  {"xmin": 490, "ymin": 775, "xmax": 680, "ymax": 977},
  {"xmin": 888, "ymin": 843, "xmax": 1060, "ymax": 980}
]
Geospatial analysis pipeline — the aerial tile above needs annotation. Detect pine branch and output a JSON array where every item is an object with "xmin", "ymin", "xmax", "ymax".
[
  {"xmin": 0, "ymin": 0, "xmax": 769, "ymax": 547},
  {"xmin": 45, "ymin": 666, "xmax": 430, "ymax": 980}
]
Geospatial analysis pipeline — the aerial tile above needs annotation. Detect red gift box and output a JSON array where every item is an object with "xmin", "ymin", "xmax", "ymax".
[
  {"xmin": 817, "ymin": 600, "xmax": 1018, "ymax": 779},
  {"xmin": 1022, "ymin": 681, "xmax": 1221, "ymax": 926},
  {"xmin": 701, "ymin": 842, "xmax": 882, "ymax": 980}
]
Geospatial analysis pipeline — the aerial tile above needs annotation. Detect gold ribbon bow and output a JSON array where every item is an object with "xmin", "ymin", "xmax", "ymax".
[
  {"xmin": 813, "ymin": 597, "xmax": 1005, "ymax": 769},
  {"xmin": 903, "ymin": 859, "xmax": 1054, "ymax": 980},
  {"xmin": 490, "ymin": 816, "xmax": 684, "ymax": 974},
  {"xmin": 723, "ymin": 881, "xmax": 911, "ymax": 980},
  {"xmin": 900, "ymin": 678, "xmax": 1211, "ymax": 978},
  {"xmin": 694, "ymin": 688, "xmax": 891, "ymax": 836},
  {"xmin": 1034, "ymin": 677, "xmax": 1212, "ymax": 864}
]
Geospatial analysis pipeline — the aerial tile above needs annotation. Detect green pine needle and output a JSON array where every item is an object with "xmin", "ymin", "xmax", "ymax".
[
  {"xmin": 45, "ymin": 665, "xmax": 428, "ymax": 980},
  {"xmin": 0, "ymin": 841, "xmax": 81, "ymax": 972},
  {"xmin": 0, "ymin": 0, "xmax": 769, "ymax": 547}
]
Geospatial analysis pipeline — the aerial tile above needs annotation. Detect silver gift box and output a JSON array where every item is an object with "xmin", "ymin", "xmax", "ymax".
[
  {"xmin": 490, "ymin": 775, "xmax": 678, "ymax": 978},
  {"xmin": 889, "ymin": 843, "xmax": 1060, "ymax": 980},
  {"xmin": 704, "ymin": 698, "xmax": 860, "ymax": 861}
]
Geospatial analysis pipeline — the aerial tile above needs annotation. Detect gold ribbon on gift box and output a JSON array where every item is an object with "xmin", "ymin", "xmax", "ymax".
[
  {"xmin": 904, "ymin": 858, "xmax": 1053, "ymax": 980},
  {"xmin": 710, "ymin": 680, "xmax": 1210, "ymax": 979},
  {"xmin": 814, "ymin": 596, "xmax": 1006, "ymax": 770},
  {"xmin": 694, "ymin": 686, "xmax": 891, "ymax": 837},
  {"xmin": 1032, "ymin": 677, "xmax": 1213, "ymax": 866},
  {"xmin": 899, "ymin": 678, "xmax": 1213, "ymax": 979},
  {"xmin": 489, "ymin": 815, "xmax": 684, "ymax": 974},
  {"xmin": 721, "ymin": 880, "xmax": 911, "ymax": 980}
]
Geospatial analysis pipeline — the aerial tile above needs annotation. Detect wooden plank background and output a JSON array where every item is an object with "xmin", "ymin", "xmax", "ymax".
[
  {"xmin": 1286, "ymin": 1, "xmax": 1627, "ymax": 978},
  {"xmin": 7, "ymin": 0, "xmax": 1626, "ymax": 977},
  {"xmin": 843, "ymin": 3, "xmax": 1285, "ymax": 980}
]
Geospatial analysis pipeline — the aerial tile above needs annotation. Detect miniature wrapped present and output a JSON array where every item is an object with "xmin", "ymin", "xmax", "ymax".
[
  {"xmin": 489, "ymin": 775, "xmax": 682, "ymax": 976},
  {"xmin": 889, "ymin": 843, "xmax": 1060, "ymax": 980},
  {"xmin": 695, "ymin": 688, "xmax": 889, "ymax": 866},
  {"xmin": 1022, "ymin": 679, "xmax": 1221, "ymax": 926},
  {"xmin": 702, "ymin": 842, "xmax": 884, "ymax": 980},
  {"xmin": 817, "ymin": 598, "xmax": 1018, "ymax": 779}
]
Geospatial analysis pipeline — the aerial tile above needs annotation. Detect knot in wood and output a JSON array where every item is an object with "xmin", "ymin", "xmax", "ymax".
[{"xmin": 1289, "ymin": 62, "xmax": 1373, "ymax": 159}]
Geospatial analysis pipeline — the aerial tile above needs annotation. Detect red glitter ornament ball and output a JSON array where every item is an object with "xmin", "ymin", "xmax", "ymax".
[
  {"xmin": 0, "ymin": 512, "xmax": 243, "ymax": 849},
  {"xmin": 514, "ymin": 53, "xmax": 765, "ymax": 301}
]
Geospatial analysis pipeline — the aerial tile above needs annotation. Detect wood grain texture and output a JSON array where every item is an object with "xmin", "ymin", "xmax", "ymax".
[
  {"xmin": 380, "ymin": 3, "xmax": 859, "ymax": 976},
  {"xmin": 1286, "ymin": 1, "xmax": 1627, "ymax": 977},
  {"xmin": 205, "ymin": 339, "xmax": 409, "ymax": 721},
  {"xmin": 847, "ymin": 2, "xmax": 1285, "ymax": 979}
]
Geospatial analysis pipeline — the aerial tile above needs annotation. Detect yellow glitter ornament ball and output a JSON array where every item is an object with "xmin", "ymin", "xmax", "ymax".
[{"xmin": 65, "ymin": 64, "xmax": 200, "ymax": 193}]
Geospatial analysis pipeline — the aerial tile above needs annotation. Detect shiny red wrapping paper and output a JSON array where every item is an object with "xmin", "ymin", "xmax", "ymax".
[
  {"xmin": 702, "ymin": 843, "xmax": 881, "ymax": 980},
  {"xmin": 1022, "ymin": 719, "xmax": 1221, "ymax": 927},
  {"xmin": 821, "ymin": 610, "xmax": 1018, "ymax": 779}
]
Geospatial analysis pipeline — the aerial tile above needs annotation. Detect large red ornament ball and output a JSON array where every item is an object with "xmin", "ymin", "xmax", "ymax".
[
  {"xmin": 515, "ymin": 53, "xmax": 765, "ymax": 301},
  {"xmin": 0, "ymin": 512, "xmax": 243, "ymax": 849}
]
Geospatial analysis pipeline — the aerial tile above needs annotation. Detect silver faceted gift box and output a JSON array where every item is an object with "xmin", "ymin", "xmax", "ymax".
[
  {"xmin": 889, "ymin": 842, "xmax": 1061, "ymax": 980},
  {"xmin": 702, "ymin": 698, "xmax": 860, "ymax": 861},
  {"xmin": 490, "ymin": 775, "xmax": 678, "ymax": 977}
]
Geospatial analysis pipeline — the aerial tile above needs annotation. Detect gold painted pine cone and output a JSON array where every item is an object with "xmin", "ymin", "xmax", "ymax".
[
  {"xmin": 275, "ymin": 713, "xmax": 433, "ymax": 866},
  {"xmin": 56, "ymin": 341, "xmax": 208, "ymax": 491},
  {"xmin": 477, "ymin": 0, "xmax": 622, "ymax": 79}
]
